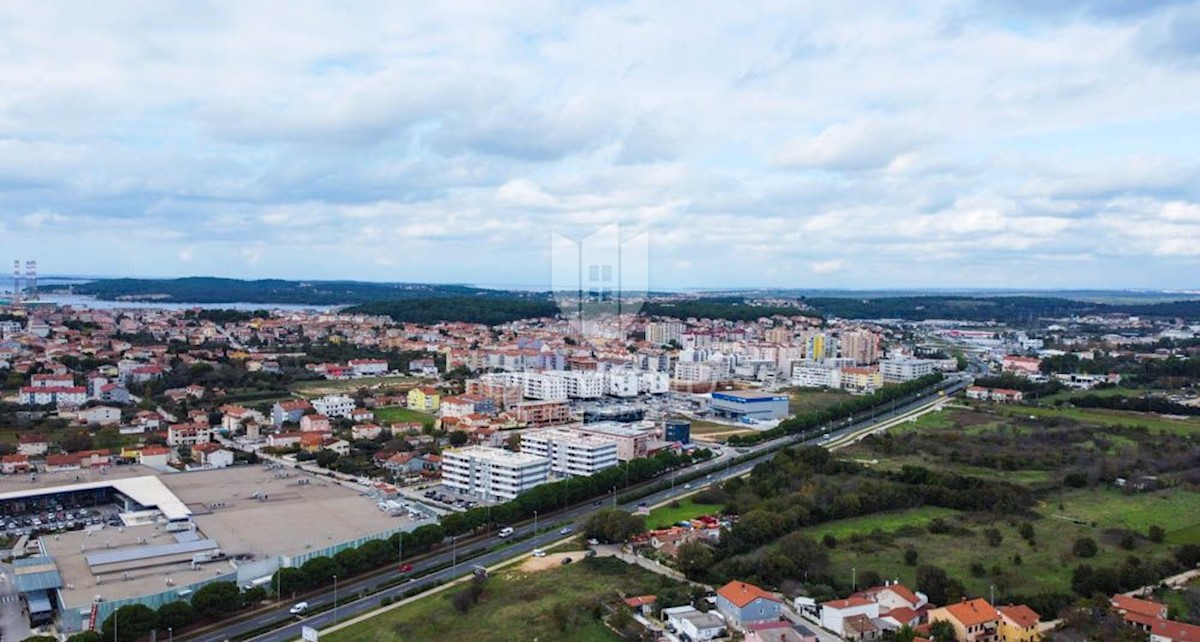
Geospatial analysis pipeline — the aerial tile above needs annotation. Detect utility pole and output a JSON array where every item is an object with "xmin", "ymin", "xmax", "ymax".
[
  {"xmin": 333, "ymin": 575, "xmax": 339, "ymax": 624},
  {"xmin": 852, "ymin": 567, "xmax": 856, "ymax": 591}
]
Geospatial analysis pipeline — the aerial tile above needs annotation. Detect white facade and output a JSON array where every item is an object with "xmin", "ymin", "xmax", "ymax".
[
  {"xmin": 348, "ymin": 359, "xmax": 389, "ymax": 376},
  {"xmin": 646, "ymin": 321, "xmax": 683, "ymax": 346},
  {"xmin": 880, "ymin": 358, "xmax": 936, "ymax": 383},
  {"xmin": 555, "ymin": 371, "xmax": 606, "ymax": 399},
  {"xmin": 19, "ymin": 387, "xmax": 88, "ymax": 406},
  {"xmin": 607, "ymin": 370, "xmax": 641, "ymax": 397},
  {"xmin": 820, "ymin": 599, "xmax": 880, "ymax": 636},
  {"xmin": 521, "ymin": 429, "xmax": 618, "ymax": 478},
  {"xmin": 312, "ymin": 394, "xmax": 356, "ymax": 418},
  {"xmin": 791, "ymin": 361, "xmax": 842, "ymax": 389},
  {"xmin": 663, "ymin": 606, "xmax": 725, "ymax": 641},
  {"xmin": 441, "ymin": 446, "xmax": 550, "ymax": 501}
]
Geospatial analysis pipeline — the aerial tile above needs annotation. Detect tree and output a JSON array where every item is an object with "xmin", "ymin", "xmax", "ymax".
[
  {"xmin": 101, "ymin": 604, "xmax": 158, "ymax": 642},
  {"xmin": 448, "ymin": 431, "xmax": 469, "ymax": 447},
  {"xmin": 904, "ymin": 548, "xmax": 919, "ymax": 566},
  {"xmin": 94, "ymin": 426, "xmax": 123, "ymax": 450},
  {"xmin": 191, "ymin": 581, "xmax": 242, "ymax": 618},
  {"xmin": 929, "ymin": 620, "xmax": 958, "ymax": 642},
  {"xmin": 272, "ymin": 567, "xmax": 305, "ymax": 597},
  {"xmin": 984, "ymin": 528, "xmax": 1004, "ymax": 547},
  {"xmin": 300, "ymin": 556, "xmax": 341, "ymax": 588},
  {"xmin": 916, "ymin": 565, "xmax": 965, "ymax": 606},
  {"xmin": 156, "ymin": 600, "xmax": 197, "ymax": 630},
  {"xmin": 676, "ymin": 541, "xmax": 715, "ymax": 580},
  {"xmin": 1019, "ymin": 522, "xmax": 1036, "ymax": 541},
  {"xmin": 1149, "ymin": 525, "xmax": 1166, "ymax": 543},
  {"xmin": 66, "ymin": 632, "xmax": 104, "ymax": 642},
  {"xmin": 1073, "ymin": 537, "xmax": 1099, "ymax": 558}
]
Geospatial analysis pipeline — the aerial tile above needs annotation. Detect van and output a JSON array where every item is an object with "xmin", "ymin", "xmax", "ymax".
[
  {"xmin": 498, "ymin": 527, "xmax": 514, "ymax": 538},
  {"xmin": 288, "ymin": 602, "xmax": 309, "ymax": 615}
]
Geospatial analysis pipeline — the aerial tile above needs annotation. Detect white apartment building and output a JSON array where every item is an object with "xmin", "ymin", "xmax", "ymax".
[
  {"xmin": 880, "ymin": 358, "xmax": 936, "ymax": 383},
  {"xmin": 312, "ymin": 394, "xmax": 357, "ymax": 418},
  {"xmin": 19, "ymin": 386, "xmax": 88, "ymax": 407},
  {"xmin": 674, "ymin": 361, "xmax": 727, "ymax": 383},
  {"xmin": 441, "ymin": 447, "xmax": 550, "ymax": 502},
  {"xmin": 607, "ymin": 370, "xmax": 641, "ymax": 397},
  {"xmin": 639, "ymin": 371, "xmax": 670, "ymax": 394},
  {"xmin": 348, "ymin": 359, "xmax": 389, "ymax": 376},
  {"xmin": 791, "ymin": 361, "xmax": 842, "ymax": 389},
  {"xmin": 555, "ymin": 371, "xmax": 606, "ymax": 399},
  {"xmin": 646, "ymin": 321, "xmax": 683, "ymax": 346},
  {"xmin": 521, "ymin": 429, "xmax": 618, "ymax": 478},
  {"xmin": 485, "ymin": 372, "xmax": 569, "ymax": 401}
]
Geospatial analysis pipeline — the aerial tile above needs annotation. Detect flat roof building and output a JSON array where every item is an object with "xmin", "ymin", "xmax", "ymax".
[
  {"xmin": 710, "ymin": 390, "xmax": 789, "ymax": 421},
  {"xmin": 521, "ymin": 429, "xmax": 618, "ymax": 478},
  {"xmin": 442, "ymin": 447, "xmax": 549, "ymax": 502}
]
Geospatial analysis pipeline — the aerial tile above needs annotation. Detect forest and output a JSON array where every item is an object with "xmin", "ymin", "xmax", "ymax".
[{"xmin": 73, "ymin": 277, "xmax": 529, "ymax": 305}]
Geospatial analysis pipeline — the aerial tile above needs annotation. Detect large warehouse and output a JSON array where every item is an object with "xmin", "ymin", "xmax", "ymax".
[
  {"xmin": 0, "ymin": 464, "xmax": 422, "ymax": 634},
  {"xmin": 709, "ymin": 390, "xmax": 789, "ymax": 421}
]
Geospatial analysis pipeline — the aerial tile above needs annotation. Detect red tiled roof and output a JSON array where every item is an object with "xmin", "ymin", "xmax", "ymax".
[
  {"xmin": 1112, "ymin": 594, "xmax": 1167, "ymax": 620},
  {"xmin": 824, "ymin": 597, "xmax": 874, "ymax": 610},
  {"xmin": 998, "ymin": 604, "xmax": 1040, "ymax": 629},
  {"xmin": 1150, "ymin": 618, "xmax": 1200, "ymax": 642},
  {"xmin": 941, "ymin": 599, "xmax": 999, "ymax": 628},
  {"xmin": 718, "ymin": 581, "xmax": 780, "ymax": 608}
]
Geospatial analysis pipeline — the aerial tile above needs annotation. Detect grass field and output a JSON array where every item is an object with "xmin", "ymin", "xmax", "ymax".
[
  {"xmin": 646, "ymin": 497, "xmax": 722, "ymax": 529},
  {"xmin": 1052, "ymin": 488, "xmax": 1200, "ymax": 534},
  {"xmin": 995, "ymin": 404, "xmax": 1200, "ymax": 435},
  {"xmin": 322, "ymin": 557, "xmax": 681, "ymax": 642},
  {"xmin": 809, "ymin": 499, "xmax": 1183, "ymax": 597},
  {"xmin": 291, "ymin": 376, "xmax": 421, "ymax": 396},
  {"xmin": 373, "ymin": 406, "xmax": 436, "ymax": 425},
  {"xmin": 787, "ymin": 389, "xmax": 850, "ymax": 415}
]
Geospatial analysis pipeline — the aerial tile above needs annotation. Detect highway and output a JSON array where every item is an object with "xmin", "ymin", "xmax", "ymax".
[{"xmin": 186, "ymin": 378, "xmax": 967, "ymax": 642}]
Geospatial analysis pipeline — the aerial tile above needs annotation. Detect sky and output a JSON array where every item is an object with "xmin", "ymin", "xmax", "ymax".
[{"xmin": 1, "ymin": 1, "xmax": 1199, "ymax": 291}]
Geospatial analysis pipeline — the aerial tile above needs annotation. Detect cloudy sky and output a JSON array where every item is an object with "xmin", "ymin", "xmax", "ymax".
[{"xmin": 1, "ymin": 1, "xmax": 1199, "ymax": 291}]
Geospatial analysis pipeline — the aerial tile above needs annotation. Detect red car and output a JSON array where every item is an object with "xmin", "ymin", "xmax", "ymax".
[{"xmin": 398, "ymin": 563, "xmax": 414, "ymax": 573}]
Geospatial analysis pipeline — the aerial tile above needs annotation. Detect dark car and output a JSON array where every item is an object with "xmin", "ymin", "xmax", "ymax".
[{"xmin": 560, "ymin": 557, "xmax": 573, "ymax": 565}]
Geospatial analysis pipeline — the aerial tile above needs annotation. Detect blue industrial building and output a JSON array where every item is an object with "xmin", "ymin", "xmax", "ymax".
[
  {"xmin": 663, "ymin": 419, "xmax": 691, "ymax": 444},
  {"xmin": 710, "ymin": 391, "xmax": 789, "ymax": 421}
]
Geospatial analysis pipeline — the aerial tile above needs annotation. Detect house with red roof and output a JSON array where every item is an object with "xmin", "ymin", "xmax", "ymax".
[
  {"xmin": 1, "ymin": 454, "xmax": 31, "ymax": 475},
  {"xmin": 821, "ymin": 597, "xmax": 880, "ymax": 638},
  {"xmin": 998, "ymin": 604, "xmax": 1042, "ymax": 642},
  {"xmin": 927, "ymin": 598, "xmax": 1001, "ymax": 642},
  {"xmin": 716, "ymin": 580, "xmax": 782, "ymax": 630}
]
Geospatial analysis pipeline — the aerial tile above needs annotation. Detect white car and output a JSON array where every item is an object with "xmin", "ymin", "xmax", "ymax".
[
  {"xmin": 532, "ymin": 549, "xmax": 546, "ymax": 557},
  {"xmin": 559, "ymin": 526, "xmax": 573, "ymax": 535},
  {"xmin": 289, "ymin": 602, "xmax": 309, "ymax": 615}
]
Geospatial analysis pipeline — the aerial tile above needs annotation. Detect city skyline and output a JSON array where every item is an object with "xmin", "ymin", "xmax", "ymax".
[{"xmin": 2, "ymin": 1, "xmax": 1199, "ymax": 289}]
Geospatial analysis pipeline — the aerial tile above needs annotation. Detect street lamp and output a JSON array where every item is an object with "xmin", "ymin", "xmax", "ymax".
[
  {"xmin": 533, "ymin": 510, "xmax": 538, "ymax": 536},
  {"xmin": 452, "ymin": 535, "xmax": 458, "ymax": 574},
  {"xmin": 333, "ymin": 574, "xmax": 339, "ymax": 624},
  {"xmin": 168, "ymin": 627, "xmax": 173, "ymax": 642}
]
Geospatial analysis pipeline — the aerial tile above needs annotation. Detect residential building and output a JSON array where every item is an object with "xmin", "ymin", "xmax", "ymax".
[
  {"xmin": 312, "ymin": 394, "xmax": 356, "ymax": 418},
  {"xmin": 267, "ymin": 432, "xmax": 303, "ymax": 448},
  {"xmin": 716, "ymin": 580, "xmax": 783, "ymax": 630},
  {"xmin": 138, "ymin": 446, "xmax": 171, "ymax": 469},
  {"xmin": 880, "ymin": 358, "xmax": 936, "ymax": 383},
  {"xmin": 646, "ymin": 321, "xmax": 683, "ymax": 346},
  {"xmin": 966, "ymin": 386, "xmax": 1025, "ymax": 403},
  {"xmin": 521, "ymin": 429, "xmax": 618, "ymax": 477},
  {"xmin": 300, "ymin": 414, "xmax": 332, "ymax": 433},
  {"xmin": 1, "ymin": 454, "xmax": 31, "ymax": 475},
  {"xmin": 662, "ymin": 606, "xmax": 726, "ymax": 641},
  {"xmin": 78, "ymin": 406, "xmax": 121, "ymax": 425},
  {"xmin": 841, "ymin": 367, "xmax": 883, "ymax": 393},
  {"xmin": 167, "ymin": 423, "xmax": 213, "ymax": 448},
  {"xmin": 407, "ymin": 386, "xmax": 441, "ymax": 411},
  {"xmin": 841, "ymin": 329, "xmax": 880, "ymax": 365},
  {"xmin": 1002, "ymin": 355, "xmax": 1042, "ymax": 376},
  {"xmin": 511, "ymin": 400, "xmax": 572, "ymax": 428},
  {"xmin": 465, "ymin": 378, "xmax": 523, "ymax": 410},
  {"xmin": 821, "ymin": 597, "xmax": 880, "ymax": 638},
  {"xmin": 440, "ymin": 394, "xmax": 492, "ymax": 418},
  {"xmin": 19, "ymin": 386, "xmax": 88, "ymax": 407},
  {"xmin": 441, "ymin": 446, "xmax": 549, "ymax": 501},
  {"xmin": 348, "ymin": 358, "xmax": 389, "ymax": 376},
  {"xmin": 574, "ymin": 422, "xmax": 653, "ymax": 461},
  {"xmin": 997, "ymin": 604, "xmax": 1042, "ymax": 642},
  {"xmin": 30, "ymin": 374, "xmax": 74, "ymax": 388},
  {"xmin": 791, "ymin": 361, "xmax": 842, "ymax": 389},
  {"xmin": 710, "ymin": 390, "xmax": 789, "ymax": 421},
  {"xmin": 745, "ymin": 621, "xmax": 819, "ymax": 642},
  {"xmin": 17, "ymin": 435, "xmax": 48, "ymax": 457},
  {"xmin": 271, "ymin": 399, "xmax": 312, "ymax": 426},
  {"xmin": 191, "ymin": 442, "xmax": 234, "ymax": 469},
  {"xmin": 927, "ymin": 598, "xmax": 1001, "ymax": 642}
]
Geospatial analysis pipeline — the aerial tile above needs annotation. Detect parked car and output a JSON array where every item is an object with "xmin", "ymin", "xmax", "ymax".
[
  {"xmin": 560, "ymin": 557, "xmax": 573, "ymax": 565},
  {"xmin": 532, "ymin": 549, "xmax": 546, "ymax": 558},
  {"xmin": 587, "ymin": 538, "xmax": 599, "ymax": 546},
  {"xmin": 289, "ymin": 602, "xmax": 309, "ymax": 615}
]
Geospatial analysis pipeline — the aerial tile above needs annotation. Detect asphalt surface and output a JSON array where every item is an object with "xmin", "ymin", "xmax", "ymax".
[{"xmin": 187, "ymin": 378, "xmax": 967, "ymax": 642}]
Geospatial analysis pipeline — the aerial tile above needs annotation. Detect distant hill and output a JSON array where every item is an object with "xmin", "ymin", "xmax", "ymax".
[
  {"xmin": 345, "ymin": 297, "xmax": 561, "ymax": 326},
  {"xmin": 71, "ymin": 277, "xmax": 536, "ymax": 306},
  {"xmin": 804, "ymin": 295, "xmax": 1200, "ymax": 322}
]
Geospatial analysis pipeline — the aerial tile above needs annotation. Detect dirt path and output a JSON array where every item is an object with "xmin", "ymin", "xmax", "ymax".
[{"xmin": 518, "ymin": 550, "xmax": 588, "ymax": 572}]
